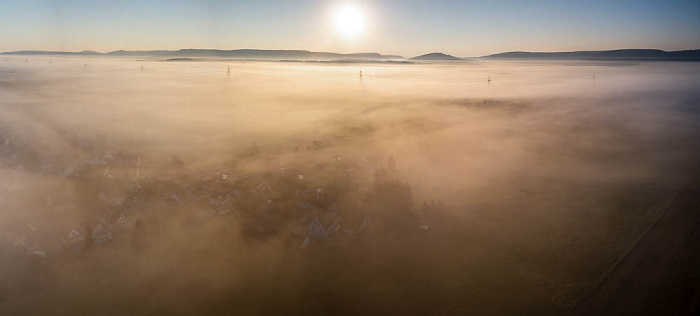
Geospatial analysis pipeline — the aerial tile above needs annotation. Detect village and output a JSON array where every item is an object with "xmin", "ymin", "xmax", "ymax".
[{"xmin": 0, "ymin": 131, "xmax": 447, "ymax": 261}]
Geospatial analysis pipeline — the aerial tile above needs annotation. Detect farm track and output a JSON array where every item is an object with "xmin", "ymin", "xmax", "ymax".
[{"xmin": 576, "ymin": 189, "xmax": 700, "ymax": 316}]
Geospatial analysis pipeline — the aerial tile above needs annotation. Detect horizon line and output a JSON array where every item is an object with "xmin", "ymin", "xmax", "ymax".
[{"xmin": 2, "ymin": 47, "xmax": 700, "ymax": 60}]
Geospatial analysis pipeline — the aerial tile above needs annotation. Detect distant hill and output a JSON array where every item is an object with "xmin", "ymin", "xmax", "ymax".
[
  {"xmin": 411, "ymin": 52, "xmax": 462, "ymax": 60},
  {"xmin": 106, "ymin": 50, "xmax": 173, "ymax": 56},
  {"xmin": 8, "ymin": 48, "xmax": 699, "ymax": 62},
  {"xmin": 482, "ymin": 49, "xmax": 700, "ymax": 61},
  {"xmin": 0, "ymin": 50, "xmax": 101, "ymax": 56},
  {"xmin": 280, "ymin": 59, "xmax": 414, "ymax": 65},
  {"xmin": 164, "ymin": 58, "xmax": 197, "ymax": 61},
  {"xmin": 1, "ymin": 49, "xmax": 404, "ymax": 61}
]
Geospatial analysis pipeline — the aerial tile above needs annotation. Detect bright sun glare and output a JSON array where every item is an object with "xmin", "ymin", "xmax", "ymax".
[{"xmin": 334, "ymin": 4, "xmax": 365, "ymax": 37}]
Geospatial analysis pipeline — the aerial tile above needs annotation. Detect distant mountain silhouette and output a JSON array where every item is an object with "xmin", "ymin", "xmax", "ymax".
[
  {"xmin": 482, "ymin": 49, "xmax": 700, "ymax": 61},
  {"xmin": 164, "ymin": 58, "xmax": 196, "ymax": 61},
  {"xmin": 106, "ymin": 50, "xmax": 173, "ymax": 56},
  {"xmin": 411, "ymin": 53, "xmax": 462, "ymax": 60},
  {"xmin": 0, "ymin": 50, "xmax": 100, "ymax": 56},
  {"xmin": 7, "ymin": 48, "xmax": 699, "ymax": 61},
  {"xmin": 1, "ymin": 49, "xmax": 404, "ymax": 60},
  {"xmin": 280, "ymin": 59, "xmax": 414, "ymax": 65}
]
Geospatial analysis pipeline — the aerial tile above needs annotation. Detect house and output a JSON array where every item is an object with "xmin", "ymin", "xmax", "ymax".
[
  {"xmin": 232, "ymin": 190, "xmax": 246, "ymax": 198},
  {"xmin": 91, "ymin": 152, "xmax": 114, "ymax": 165},
  {"xmin": 110, "ymin": 152, "xmax": 142, "ymax": 167},
  {"xmin": 61, "ymin": 224, "xmax": 87, "ymax": 252},
  {"xmin": 208, "ymin": 193, "xmax": 234, "ymax": 215},
  {"xmin": 12, "ymin": 222, "xmax": 64, "ymax": 258},
  {"xmin": 285, "ymin": 233, "xmax": 310, "ymax": 250},
  {"xmin": 308, "ymin": 203, "xmax": 342, "ymax": 239},
  {"xmin": 229, "ymin": 176, "xmax": 272, "ymax": 198},
  {"xmin": 190, "ymin": 208, "xmax": 217, "ymax": 224},
  {"xmin": 91, "ymin": 222, "xmax": 113, "ymax": 245},
  {"xmin": 102, "ymin": 165, "xmax": 141, "ymax": 180},
  {"xmin": 342, "ymin": 213, "xmax": 371, "ymax": 234},
  {"xmin": 254, "ymin": 180, "xmax": 272, "ymax": 197},
  {"xmin": 99, "ymin": 191, "xmax": 127, "ymax": 207},
  {"xmin": 61, "ymin": 166, "xmax": 74, "ymax": 177},
  {"xmin": 241, "ymin": 205, "xmax": 285, "ymax": 238},
  {"xmin": 241, "ymin": 216, "xmax": 276, "ymax": 237},
  {"xmin": 163, "ymin": 192, "xmax": 183, "ymax": 207},
  {"xmin": 100, "ymin": 212, "xmax": 137, "ymax": 232},
  {"xmin": 13, "ymin": 235, "xmax": 46, "ymax": 258},
  {"xmin": 234, "ymin": 177, "xmax": 272, "ymax": 198},
  {"xmin": 91, "ymin": 151, "xmax": 141, "ymax": 167},
  {"xmin": 296, "ymin": 187, "xmax": 322, "ymax": 209}
]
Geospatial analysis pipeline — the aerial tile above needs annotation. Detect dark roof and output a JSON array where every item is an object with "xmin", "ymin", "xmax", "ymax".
[{"xmin": 317, "ymin": 207, "xmax": 341, "ymax": 227}]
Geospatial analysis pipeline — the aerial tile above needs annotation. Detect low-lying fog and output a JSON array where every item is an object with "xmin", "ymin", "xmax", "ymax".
[{"xmin": 1, "ymin": 57, "xmax": 699, "ymax": 315}]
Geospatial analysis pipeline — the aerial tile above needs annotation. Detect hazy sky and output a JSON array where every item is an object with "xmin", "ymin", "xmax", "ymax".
[{"xmin": 1, "ymin": 0, "xmax": 699, "ymax": 57}]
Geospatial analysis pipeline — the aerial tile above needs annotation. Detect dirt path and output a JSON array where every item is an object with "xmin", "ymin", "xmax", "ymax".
[{"xmin": 577, "ymin": 189, "xmax": 700, "ymax": 316}]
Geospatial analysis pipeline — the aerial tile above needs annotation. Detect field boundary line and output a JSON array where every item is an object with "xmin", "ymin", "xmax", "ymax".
[{"xmin": 572, "ymin": 189, "xmax": 681, "ymax": 311}]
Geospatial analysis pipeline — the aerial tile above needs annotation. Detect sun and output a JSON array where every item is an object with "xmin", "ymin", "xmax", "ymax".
[{"xmin": 333, "ymin": 4, "xmax": 366, "ymax": 37}]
